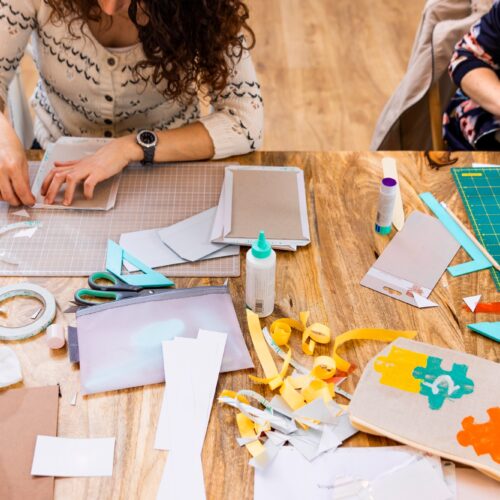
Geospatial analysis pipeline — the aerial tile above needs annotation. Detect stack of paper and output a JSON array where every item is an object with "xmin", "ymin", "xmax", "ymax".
[
  {"xmin": 210, "ymin": 166, "xmax": 310, "ymax": 250},
  {"xmin": 119, "ymin": 207, "xmax": 239, "ymax": 270},
  {"xmin": 155, "ymin": 330, "xmax": 227, "ymax": 500}
]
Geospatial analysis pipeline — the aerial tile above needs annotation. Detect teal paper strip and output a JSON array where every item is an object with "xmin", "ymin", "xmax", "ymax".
[
  {"xmin": 467, "ymin": 322, "xmax": 500, "ymax": 343},
  {"xmin": 105, "ymin": 240, "xmax": 174, "ymax": 288},
  {"xmin": 419, "ymin": 192, "xmax": 492, "ymax": 276}
]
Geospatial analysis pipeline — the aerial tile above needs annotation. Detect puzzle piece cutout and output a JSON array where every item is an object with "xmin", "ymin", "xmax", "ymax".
[
  {"xmin": 374, "ymin": 346, "xmax": 428, "ymax": 393},
  {"xmin": 412, "ymin": 356, "xmax": 474, "ymax": 410},
  {"xmin": 457, "ymin": 407, "xmax": 500, "ymax": 464}
]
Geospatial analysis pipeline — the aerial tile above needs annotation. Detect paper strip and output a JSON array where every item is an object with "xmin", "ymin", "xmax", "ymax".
[{"xmin": 464, "ymin": 295, "xmax": 482, "ymax": 312}]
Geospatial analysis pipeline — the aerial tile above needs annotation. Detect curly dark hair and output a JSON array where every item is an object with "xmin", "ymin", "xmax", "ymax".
[{"xmin": 45, "ymin": 0, "xmax": 255, "ymax": 102}]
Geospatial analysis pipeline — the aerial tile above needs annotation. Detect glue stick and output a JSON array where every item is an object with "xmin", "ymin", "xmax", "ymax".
[
  {"xmin": 246, "ymin": 231, "xmax": 276, "ymax": 318},
  {"xmin": 375, "ymin": 177, "xmax": 397, "ymax": 234},
  {"xmin": 46, "ymin": 324, "xmax": 66, "ymax": 349}
]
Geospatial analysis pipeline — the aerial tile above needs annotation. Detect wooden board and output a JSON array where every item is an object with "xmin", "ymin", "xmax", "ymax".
[{"xmin": 1, "ymin": 150, "xmax": 499, "ymax": 499}]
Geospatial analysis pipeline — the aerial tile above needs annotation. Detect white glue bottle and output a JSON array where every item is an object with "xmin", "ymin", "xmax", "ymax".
[{"xmin": 245, "ymin": 231, "xmax": 276, "ymax": 317}]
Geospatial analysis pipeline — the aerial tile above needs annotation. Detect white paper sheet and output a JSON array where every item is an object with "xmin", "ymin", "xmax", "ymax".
[
  {"xmin": 31, "ymin": 436, "xmax": 115, "ymax": 477},
  {"xmin": 254, "ymin": 446, "xmax": 452, "ymax": 500},
  {"xmin": 120, "ymin": 226, "xmax": 238, "ymax": 271}
]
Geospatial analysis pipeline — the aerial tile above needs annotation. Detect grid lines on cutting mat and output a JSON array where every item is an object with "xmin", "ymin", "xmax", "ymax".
[
  {"xmin": 0, "ymin": 162, "xmax": 239, "ymax": 277},
  {"xmin": 452, "ymin": 167, "xmax": 500, "ymax": 290}
]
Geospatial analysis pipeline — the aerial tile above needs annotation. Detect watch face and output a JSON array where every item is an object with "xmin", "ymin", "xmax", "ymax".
[{"xmin": 137, "ymin": 130, "xmax": 157, "ymax": 147}]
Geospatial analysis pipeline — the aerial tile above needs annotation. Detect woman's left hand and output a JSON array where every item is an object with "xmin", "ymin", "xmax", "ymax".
[{"xmin": 41, "ymin": 136, "xmax": 141, "ymax": 206}]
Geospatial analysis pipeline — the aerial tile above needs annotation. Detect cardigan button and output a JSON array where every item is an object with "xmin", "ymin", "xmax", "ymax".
[
  {"xmin": 105, "ymin": 95, "xmax": 113, "ymax": 102},
  {"xmin": 104, "ymin": 130, "xmax": 113, "ymax": 138},
  {"xmin": 107, "ymin": 57, "xmax": 116, "ymax": 66},
  {"xmin": 104, "ymin": 119, "xmax": 113, "ymax": 125}
]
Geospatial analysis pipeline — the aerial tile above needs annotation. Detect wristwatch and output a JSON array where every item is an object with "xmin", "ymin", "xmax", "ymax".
[{"xmin": 136, "ymin": 129, "xmax": 158, "ymax": 165}]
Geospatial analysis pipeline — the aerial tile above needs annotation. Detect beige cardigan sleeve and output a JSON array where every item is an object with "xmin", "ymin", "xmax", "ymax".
[
  {"xmin": 0, "ymin": 0, "xmax": 38, "ymax": 106},
  {"xmin": 199, "ymin": 49, "xmax": 264, "ymax": 159}
]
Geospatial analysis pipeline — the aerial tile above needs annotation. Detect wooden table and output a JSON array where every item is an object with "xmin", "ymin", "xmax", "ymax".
[{"xmin": 2, "ymin": 151, "xmax": 499, "ymax": 499}]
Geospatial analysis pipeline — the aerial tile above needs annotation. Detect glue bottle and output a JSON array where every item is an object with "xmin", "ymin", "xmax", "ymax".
[
  {"xmin": 375, "ymin": 177, "xmax": 397, "ymax": 234},
  {"xmin": 246, "ymin": 231, "xmax": 276, "ymax": 318}
]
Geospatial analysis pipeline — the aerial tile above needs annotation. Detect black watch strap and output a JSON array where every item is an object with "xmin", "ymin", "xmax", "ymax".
[{"xmin": 142, "ymin": 145, "xmax": 155, "ymax": 165}]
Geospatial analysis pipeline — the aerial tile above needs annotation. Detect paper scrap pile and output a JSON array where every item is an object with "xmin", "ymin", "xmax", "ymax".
[{"xmin": 219, "ymin": 310, "xmax": 417, "ymax": 468}]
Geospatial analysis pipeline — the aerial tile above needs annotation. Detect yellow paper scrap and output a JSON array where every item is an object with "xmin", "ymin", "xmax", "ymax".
[
  {"xmin": 279, "ymin": 379, "xmax": 306, "ymax": 411},
  {"xmin": 220, "ymin": 390, "xmax": 249, "ymax": 404},
  {"xmin": 333, "ymin": 328, "xmax": 417, "ymax": 372},
  {"xmin": 247, "ymin": 309, "xmax": 279, "ymax": 380},
  {"xmin": 311, "ymin": 355, "xmax": 336, "ymax": 380},
  {"xmin": 249, "ymin": 347, "xmax": 292, "ymax": 390},
  {"xmin": 236, "ymin": 413, "xmax": 265, "ymax": 457}
]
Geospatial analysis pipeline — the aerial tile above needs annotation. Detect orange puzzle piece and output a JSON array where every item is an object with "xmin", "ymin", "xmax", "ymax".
[{"xmin": 457, "ymin": 407, "xmax": 500, "ymax": 464}]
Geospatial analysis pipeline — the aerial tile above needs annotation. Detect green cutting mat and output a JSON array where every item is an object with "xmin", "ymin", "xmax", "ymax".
[{"xmin": 451, "ymin": 167, "xmax": 500, "ymax": 290}]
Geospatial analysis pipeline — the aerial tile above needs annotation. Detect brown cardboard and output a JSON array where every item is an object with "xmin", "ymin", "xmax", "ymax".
[{"xmin": 0, "ymin": 386, "xmax": 59, "ymax": 500}]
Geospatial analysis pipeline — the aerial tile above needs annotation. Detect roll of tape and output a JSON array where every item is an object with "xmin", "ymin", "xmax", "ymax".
[
  {"xmin": 46, "ymin": 324, "xmax": 66, "ymax": 349},
  {"xmin": 0, "ymin": 283, "xmax": 56, "ymax": 340}
]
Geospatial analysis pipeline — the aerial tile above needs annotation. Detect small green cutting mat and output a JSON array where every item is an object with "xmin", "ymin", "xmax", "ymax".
[{"xmin": 451, "ymin": 167, "xmax": 500, "ymax": 290}]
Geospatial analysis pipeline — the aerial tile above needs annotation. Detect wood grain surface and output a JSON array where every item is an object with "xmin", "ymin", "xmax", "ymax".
[{"xmin": 1, "ymin": 150, "xmax": 499, "ymax": 500}]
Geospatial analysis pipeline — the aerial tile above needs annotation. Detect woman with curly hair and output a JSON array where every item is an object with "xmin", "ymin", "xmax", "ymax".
[{"xmin": 0, "ymin": 0, "xmax": 263, "ymax": 206}]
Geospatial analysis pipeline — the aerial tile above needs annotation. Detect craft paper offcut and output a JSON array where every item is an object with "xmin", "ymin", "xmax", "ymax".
[
  {"xmin": 211, "ymin": 166, "xmax": 310, "ymax": 250},
  {"xmin": 0, "ymin": 386, "xmax": 59, "ymax": 500},
  {"xmin": 77, "ymin": 285, "xmax": 252, "ymax": 394},
  {"xmin": 106, "ymin": 239, "xmax": 174, "ymax": 288},
  {"xmin": 464, "ymin": 295, "xmax": 482, "ymax": 312},
  {"xmin": 349, "ymin": 338, "xmax": 500, "ymax": 480},
  {"xmin": 31, "ymin": 436, "xmax": 115, "ymax": 477},
  {"xmin": 467, "ymin": 322, "xmax": 500, "ymax": 343},
  {"xmin": 31, "ymin": 137, "xmax": 121, "ymax": 210},
  {"xmin": 361, "ymin": 211, "xmax": 460, "ymax": 307}
]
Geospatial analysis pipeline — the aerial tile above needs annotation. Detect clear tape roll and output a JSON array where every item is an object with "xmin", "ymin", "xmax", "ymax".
[{"xmin": 0, "ymin": 283, "xmax": 56, "ymax": 340}]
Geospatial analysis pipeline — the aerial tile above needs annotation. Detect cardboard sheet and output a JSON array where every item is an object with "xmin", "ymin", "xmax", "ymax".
[
  {"xmin": 361, "ymin": 211, "xmax": 460, "ymax": 307},
  {"xmin": 211, "ymin": 166, "xmax": 310, "ymax": 249},
  {"xmin": 31, "ymin": 137, "xmax": 121, "ymax": 210},
  {"xmin": 32, "ymin": 436, "xmax": 115, "ymax": 477},
  {"xmin": 0, "ymin": 386, "xmax": 59, "ymax": 500},
  {"xmin": 349, "ymin": 338, "xmax": 500, "ymax": 480}
]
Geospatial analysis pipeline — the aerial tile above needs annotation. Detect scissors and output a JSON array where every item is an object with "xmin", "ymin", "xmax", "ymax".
[{"xmin": 74, "ymin": 271, "xmax": 172, "ymax": 308}]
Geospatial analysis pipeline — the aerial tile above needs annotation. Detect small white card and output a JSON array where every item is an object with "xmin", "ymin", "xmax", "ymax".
[{"xmin": 31, "ymin": 435, "xmax": 116, "ymax": 477}]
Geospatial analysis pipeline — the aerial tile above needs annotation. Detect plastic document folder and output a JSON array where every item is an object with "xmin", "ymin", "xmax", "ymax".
[
  {"xmin": 211, "ymin": 166, "xmax": 310, "ymax": 250},
  {"xmin": 31, "ymin": 137, "xmax": 121, "ymax": 210},
  {"xmin": 77, "ymin": 286, "xmax": 253, "ymax": 395}
]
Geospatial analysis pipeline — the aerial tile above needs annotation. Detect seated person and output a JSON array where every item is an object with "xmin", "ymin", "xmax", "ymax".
[
  {"xmin": 0, "ymin": 0, "xmax": 263, "ymax": 206},
  {"xmin": 444, "ymin": 3, "xmax": 500, "ymax": 150}
]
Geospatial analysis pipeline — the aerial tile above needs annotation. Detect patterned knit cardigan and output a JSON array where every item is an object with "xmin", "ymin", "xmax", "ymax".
[{"xmin": 0, "ymin": 0, "xmax": 264, "ymax": 157}]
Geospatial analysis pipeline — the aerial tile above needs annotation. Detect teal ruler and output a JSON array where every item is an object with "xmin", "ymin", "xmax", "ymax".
[{"xmin": 451, "ymin": 167, "xmax": 500, "ymax": 291}]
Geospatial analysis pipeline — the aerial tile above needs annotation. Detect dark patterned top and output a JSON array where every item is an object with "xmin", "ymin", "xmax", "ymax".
[{"xmin": 444, "ymin": 3, "xmax": 500, "ymax": 150}]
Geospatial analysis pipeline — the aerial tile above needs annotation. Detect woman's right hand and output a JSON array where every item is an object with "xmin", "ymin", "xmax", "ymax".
[{"xmin": 0, "ymin": 113, "xmax": 35, "ymax": 206}]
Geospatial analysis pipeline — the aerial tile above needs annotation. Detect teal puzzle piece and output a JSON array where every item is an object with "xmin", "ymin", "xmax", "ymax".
[{"xmin": 412, "ymin": 356, "xmax": 474, "ymax": 410}]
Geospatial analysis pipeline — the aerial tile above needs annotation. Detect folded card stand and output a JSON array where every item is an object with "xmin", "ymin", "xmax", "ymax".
[
  {"xmin": 349, "ymin": 338, "xmax": 500, "ymax": 481},
  {"xmin": 77, "ymin": 285, "xmax": 253, "ymax": 395}
]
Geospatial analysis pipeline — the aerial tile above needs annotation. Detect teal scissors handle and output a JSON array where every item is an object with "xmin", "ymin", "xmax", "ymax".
[
  {"xmin": 88, "ymin": 271, "xmax": 142, "ymax": 292},
  {"xmin": 74, "ymin": 288, "xmax": 137, "ymax": 307}
]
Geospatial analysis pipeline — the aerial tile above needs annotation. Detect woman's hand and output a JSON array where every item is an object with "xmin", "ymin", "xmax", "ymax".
[
  {"xmin": 0, "ymin": 113, "xmax": 35, "ymax": 206},
  {"xmin": 41, "ymin": 135, "xmax": 142, "ymax": 206}
]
